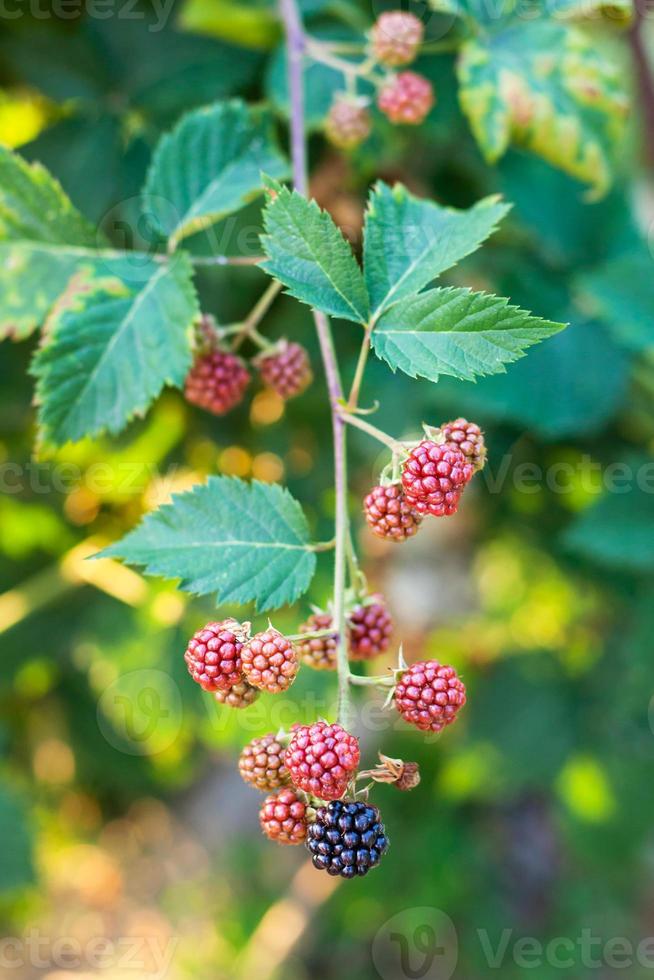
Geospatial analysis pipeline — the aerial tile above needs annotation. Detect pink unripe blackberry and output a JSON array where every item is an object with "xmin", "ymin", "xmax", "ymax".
[
  {"xmin": 241, "ymin": 628, "xmax": 298, "ymax": 693},
  {"xmin": 184, "ymin": 619, "xmax": 248, "ymax": 693},
  {"xmin": 394, "ymin": 660, "xmax": 466, "ymax": 733},
  {"xmin": 371, "ymin": 11, "xmax": 424, "ymax": 67},
  {"xmin": 378, "ymin": 71, "xmax": 434, "ymax": 125},
  {"xmin": 348, "ymin": 596, "xmax": 393, "ymax": 661},
  {"xmin": 363, "ymin": 483, "xmax": 422, "ymax": 541},
  {"xmin": 285, "ymin": 721, "xmax": 360, "ymax": 800},
  {"xmin": 297, "ymin": 612, "xmax": 338, "ymax": 671},
  {"xmin": 401, "ymin": 440, "xmax": 473, "ymax": 516},
  {"xmin": 259, "ymin": 787, "xmax": 308, "ymax": 845},
  {"xmin": 239, "ymin": 733, "xmax": 290, "ymax": 791},
  {"xmin": 256, "ymin": 341, "xmax": 312, "ymax": 400},
  {"xmin": 325, "ymin": 97, "xmax": 372, "ymax": 149},
  {"xmin": 441, "ymin": 418, "xmax": 486, "ymax": 472},
  {"xmin": 184, "ymin": 348, "xmax": 250, "ymax": 415}
]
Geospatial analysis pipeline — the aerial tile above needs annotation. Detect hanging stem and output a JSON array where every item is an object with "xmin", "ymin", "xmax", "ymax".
[
  {"xmin": 338, "ymin": 407, "xmax": 407, "ymax": 455},
  {"xmin": 347, "ymin": 321, "xmax": 374, "ymax": 409},
  {"xmin": 231, "ymin": 280, "xmax": 282, "ymax": 351},
  {"xmin": 279, "ymin": 0, "xmax": 354, "ymax": 728}
]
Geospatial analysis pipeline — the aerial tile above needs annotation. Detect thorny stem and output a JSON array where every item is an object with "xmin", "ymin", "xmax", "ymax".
[{"xmin": 279, "ymin": 0, "xmax": 355, "ymax": 729}]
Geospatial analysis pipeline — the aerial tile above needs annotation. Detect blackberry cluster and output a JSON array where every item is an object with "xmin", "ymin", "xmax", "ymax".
[{"xmin": 306, "ymin": 801, "xmax": 389, "ymax": 878}]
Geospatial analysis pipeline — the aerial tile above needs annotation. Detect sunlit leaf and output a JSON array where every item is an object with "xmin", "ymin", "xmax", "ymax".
[{"xmin": 100, "ymin": 477, "xmax": 317, "ymax": 611}]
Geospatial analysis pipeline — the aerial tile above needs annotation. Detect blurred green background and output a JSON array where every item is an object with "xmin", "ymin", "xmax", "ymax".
[{"xmin": 2, "ymin": 1, "xmax": 654, "ymax": 978}]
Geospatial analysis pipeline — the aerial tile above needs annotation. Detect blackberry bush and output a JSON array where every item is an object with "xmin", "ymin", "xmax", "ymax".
[{"xmin": 20, "ymin": 0, "xmax": 574, "ymax": 885}]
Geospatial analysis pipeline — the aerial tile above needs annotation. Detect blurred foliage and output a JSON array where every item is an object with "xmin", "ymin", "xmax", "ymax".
[{"xmin": 1, "ymin": 1, "xmax": 654, "ymax": 978}]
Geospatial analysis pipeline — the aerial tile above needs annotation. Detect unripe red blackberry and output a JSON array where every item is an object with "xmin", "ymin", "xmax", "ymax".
[
  {"xmin": 214, "ymin": 680, "xmax": 260, "ymax": 708},
  {"xmin": 363, "ymin": 483, "xmax": 422, "ymax": 541},
  {"xmin": 441, "ymin": 417, "xmax": 486, "ymax": 472},
  {"xmin": 184, "ymin": 619, "xmax": 248, "ymax": 693},
  {"xmin": 306, "ymin": 800, "xmax": 389, "ymax": 877},
  {"xmin": 401, "ymin": 440, "xmax": 473, "ymax": 516},
  {"xmin": 256, "ymin": 341, "xmax": 312, "ymax": 400},
  {"xmin": 348, "ymin": 596, "xmax": 393, "ymax": 661},
  {"xmin": 394, "ymin": 660, "xmax": 466, "ymax": 733},
  {"xmin": 241, "ymin": 628, "xmax": 298, "ymax": 693},
  {"xmin": 378, "ymin": 71, "xmax": 434, "ymax": 125},
  {"xmin": 184, "ymin": 348, "xmax": 250, "ymax": 415},
  {"xmin": 259, "ymin": 787, "xmax": 308, "ymax": 845},
  {"xmin": 325, "ymin": 97, "xmax": 372, "ymax": 149},
  {"xmin": 297, "ymin": 612, "xmax": 338, "ymax": 671},
  {"xmin": 371, "ymin": 11, "xmax": 424, "ymax": 67},
  {"xmin": 239, "ymin": 733, "xmax": 290, "ymax": 791},
  {"xmin": 286, "ymin": 721, "xmax": 360, "ymax": 800}
]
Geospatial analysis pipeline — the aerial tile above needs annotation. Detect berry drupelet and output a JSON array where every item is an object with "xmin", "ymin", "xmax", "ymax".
[
  {"xmin": 256, "ymin": 341, "xmax": 313, "ymax": 400},
  {"xmin": 214, "ymin": 680, "xmax": 260, "ymax": 709},
  {"xmin": 259, "ymin": 787, "xmax": 308, "ymax": 845},
  {"xmin": 364, "ymin": 483, "xmax": 422, "ymax": 542},
  {"xmin": 306, "ymin": 800, "xmax": 389, "ymax": 877},
  {"xmin": 184, "ymin": 619, "xmax": 248, "ymax": 693},
  {"xmin": 441, "ymin": 417, "xmax": 486, "ymax": 472},
  {"xmin": 348, "ymin": 596, "xmax": 394, "ymax": 661},
  {"xmin": 325, "ymin": 97, "xmax": 372, "ymax": 149},
  {"xmin": 239, "ymin": 733, "xmax": 290, "ymax": 791},
  {"xmin": 394, "ymin": 660, "xmax": 466, "ymax": 733},
  {"xmin": 296, "ymin": 612, "xmax": 338, "ymax": 671},
  {"xmin": 402, "ymin": 440, "xmax": 473, "ymax": 516},
  {"xmin": 241, "ymin": 628, "xmax": 298, "ymax": 693},
  {"xmin": 371, "ymin": 10, "xmax": 424, "ymax": 67},
  {"xmin": 378, "ymin": 71, "xmax": 434, "ymax": 125},
  {"xmin": 285, "ymin": 721, "xmax": 360, "ymax": 800},
  {"xmin": 184, "ymin": 349, "xmax": 250, "ymax": 415}
]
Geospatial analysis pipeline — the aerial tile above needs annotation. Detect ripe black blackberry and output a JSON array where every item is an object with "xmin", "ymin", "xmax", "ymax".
[{"xmin": 306, "ymin": 800, "xmax": 389, "ymax": 878}]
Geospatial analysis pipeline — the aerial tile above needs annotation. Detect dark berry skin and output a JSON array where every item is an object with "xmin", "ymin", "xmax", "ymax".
[{"xmin": 306, "ymin": 801, "xmax": 389, "ymax": 878}]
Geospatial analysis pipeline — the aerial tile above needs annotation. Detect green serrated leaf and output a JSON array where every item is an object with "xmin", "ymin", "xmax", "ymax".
[
  {"xmin": 363, "ymin": 182, "xmax": 510, "ymax": 319},
  {"xmin": 372, "ymin": 285, "xmax": 565, "ymax": 382},
  {"xmin": 0, "ymin": 243, "xmax": 162, "ymax": 341},
  {"xmin": 261, "ymin": 184, "xmax": 370, "ymax": 323},
  {"xmin": 32, "ymin": 252, "xmax": 198, "ymax": 447},
  {"xmin": 100, "ymin": 476, "xmax": 317, "ymax": 612},
  {"xmin": 457, "ymin": 21, "xmax": 629, "ymax": 198},
  {"xmin": 144, "ymin": 99, "xmax": 289, "ymax": 249},
  {"xmin": 0, "ymin": 144, "xmax": 97, "ymax": 246}
]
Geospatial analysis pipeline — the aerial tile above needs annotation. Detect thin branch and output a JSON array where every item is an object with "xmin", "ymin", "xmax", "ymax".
[
  {"xmin": 191, "ymin": 254, "xmax": 265, "ymax": 267},
  {"xmin": 231, "ymin": 280, "xmax": 282, "ymax": 351},
  {"xmin": 279, "ymin": 0, "xmax": 355, "ymax": 727}
]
